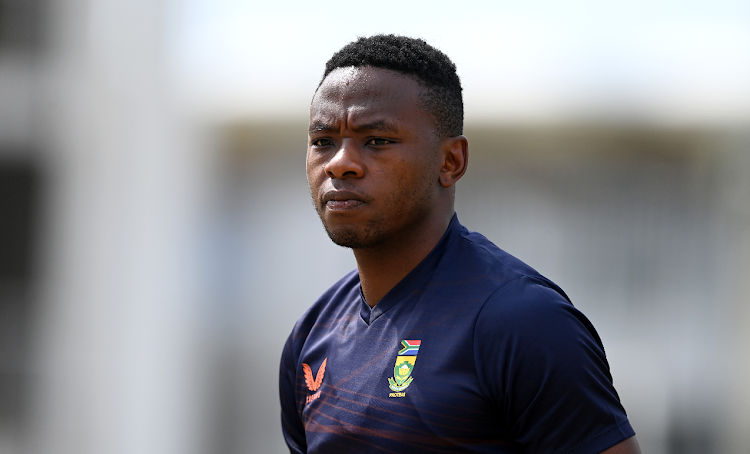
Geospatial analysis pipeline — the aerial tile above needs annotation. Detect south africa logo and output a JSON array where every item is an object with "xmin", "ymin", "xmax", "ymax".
[{"xmin": 388, "ymin": 340, "xmax": 420, "ymax": 395}]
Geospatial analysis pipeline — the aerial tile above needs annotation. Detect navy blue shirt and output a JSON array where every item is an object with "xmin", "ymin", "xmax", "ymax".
[{"xmin": 280, "ymin": 215, "xmax": 634, "ymax": 453}]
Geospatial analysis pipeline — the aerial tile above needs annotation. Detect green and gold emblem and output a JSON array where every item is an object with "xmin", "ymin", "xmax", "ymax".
[{"xmin": 388, "ymin": 340, "xmax": 421, "ymax": 394}]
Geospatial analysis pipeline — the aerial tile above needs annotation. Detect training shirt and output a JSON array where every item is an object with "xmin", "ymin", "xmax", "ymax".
[{"xmin": 279, "ymin": 215, "xmax": 634, "ymax": 453}]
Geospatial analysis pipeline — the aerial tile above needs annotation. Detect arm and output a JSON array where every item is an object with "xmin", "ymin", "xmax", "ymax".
[
  {"xmin": 279, "ymin": 333, "xmax": 307, "ymax": 454},
  {"xmin": 601, "ymin": 436, "xmax": 642, "ymax": 454}
]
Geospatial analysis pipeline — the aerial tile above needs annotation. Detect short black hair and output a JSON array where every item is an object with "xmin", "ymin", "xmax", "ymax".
[{"xmin": 320, "ymin": 34, "xmax": 463, "ymax": 138}]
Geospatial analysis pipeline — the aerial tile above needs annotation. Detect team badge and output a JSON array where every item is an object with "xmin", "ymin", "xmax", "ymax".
[{"xmin": 388, "ymin": 340, "xmax": 420, "ymax": 396}]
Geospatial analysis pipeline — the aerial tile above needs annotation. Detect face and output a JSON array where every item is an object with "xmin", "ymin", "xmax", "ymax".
[{"xmin": 307, "ymin": 66, "xmax": 444, "ymax": 249}]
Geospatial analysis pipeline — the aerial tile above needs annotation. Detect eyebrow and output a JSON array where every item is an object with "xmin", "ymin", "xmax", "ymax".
[
  {"xmin": 309, "ymin": 122, "xmax": 335, "ymax": 134},
  {"xmin": 353, "ymin": 120, "xmax": 399, "ymax": 134},
  {"xmin": 308, "ymin": 119, "xmax": 400, "ymax": 134}
]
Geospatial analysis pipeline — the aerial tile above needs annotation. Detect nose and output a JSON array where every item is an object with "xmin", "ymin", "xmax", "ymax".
[{"xmin": 325, "ymin": 139, "xmax": 364, "ymax": 179}]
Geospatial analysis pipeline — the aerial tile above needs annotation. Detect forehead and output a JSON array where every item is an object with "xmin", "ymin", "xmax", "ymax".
[{"xmin": 310, "ymin": 67, "xmax": 428, "ymax": 129}]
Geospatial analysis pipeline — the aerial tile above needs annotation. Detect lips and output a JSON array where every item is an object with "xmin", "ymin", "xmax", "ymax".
[
  {"xmin": 322, "ymin": 189, "xmax": 367, "ymax": 211},
  {"xmin": 327, "ymin": 199, "xmax": 364, "ymax": 210}
]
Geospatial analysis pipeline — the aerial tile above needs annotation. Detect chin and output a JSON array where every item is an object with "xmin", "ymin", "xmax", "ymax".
[
  {"xmin": 324, "ymin": 224, "xmax": 385, "ymax": 250},
  {"xmin": 325, "ymin": 228, "xmax": 367, "ymax": 249}
]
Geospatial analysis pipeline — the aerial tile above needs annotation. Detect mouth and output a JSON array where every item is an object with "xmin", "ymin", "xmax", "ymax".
[{"xmin": 322, "ymin": 190, "xmax": 366, "ymax": 211}]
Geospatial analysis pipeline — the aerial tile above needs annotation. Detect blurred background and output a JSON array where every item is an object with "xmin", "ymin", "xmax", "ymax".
[{"xmin": 0, "ymin": 0, "xmax": 748, "ymax": 453}]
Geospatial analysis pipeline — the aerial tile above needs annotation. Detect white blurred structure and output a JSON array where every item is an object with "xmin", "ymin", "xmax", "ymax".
[
  {"xmin": 1, "ymin": 0, "xmax": 210, "ymax": 453},
  {"xmin": 0, "ymin": 1, "xmax": 748, "ymax": 454}
]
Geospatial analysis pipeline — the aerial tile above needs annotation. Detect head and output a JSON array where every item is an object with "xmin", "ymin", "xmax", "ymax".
[
  {"xmin": 307, "ymin": 35, "xmax": 468, "ymax": 250},
  {"xmin": 320, "ymin": 34, "xmax": 463, "ymax": 139}
]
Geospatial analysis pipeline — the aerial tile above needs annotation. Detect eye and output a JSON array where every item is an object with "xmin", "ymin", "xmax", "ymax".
[
  {"xmin": 311, "ymin": 138, "xmax": 333, "ymax": 147},
  {"xmin": 366, "ymin": 138, "xmax": 393, "ymax": 146}
]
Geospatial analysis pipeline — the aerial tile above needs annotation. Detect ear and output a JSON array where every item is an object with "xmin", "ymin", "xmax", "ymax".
[{"xmin": 438, "ymin": 135, "xmax": 469, "ymax": 188}]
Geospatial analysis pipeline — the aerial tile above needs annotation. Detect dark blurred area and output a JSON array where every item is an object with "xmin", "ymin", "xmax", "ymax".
[
  {"xmin": 0, "ymin": 0, "xmax": 44, "ymax": 53},
  {"xmin": 1, "ymin": 0, "xmax": 44, "ymax": 450},
  {"xmin": 0, "ymin": 160, "xmax": 39, "ymax": 452}
]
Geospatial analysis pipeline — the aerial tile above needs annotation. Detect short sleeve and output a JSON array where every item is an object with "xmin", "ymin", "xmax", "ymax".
[
  {"xmin": 279, "ymin": 330, "xmax": 307, "ymax": 454},
  {"xmin": 474, "ymin": 276, "xmax": 634, "ymax": 454}
]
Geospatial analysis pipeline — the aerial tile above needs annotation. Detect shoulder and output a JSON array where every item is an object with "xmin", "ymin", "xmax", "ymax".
[
  {"xmin": 474, "ymin": 275, "xmax": 605, "ymax": 361},
  {"xmin": 289, "ymin": 267, "xmax": 360, "ymax": 333},
  {"xmin": 434, "ymin": 223, "xmax": 571, "ymax": 307},
  {"xmin": 282, "ymin": 268, "xmax": 360, "ymax": 356}
]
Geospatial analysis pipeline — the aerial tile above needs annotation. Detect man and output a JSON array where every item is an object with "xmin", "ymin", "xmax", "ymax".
[{"xmin": 279, "ymin": 34, "xmax": 640, "ymax": 454}]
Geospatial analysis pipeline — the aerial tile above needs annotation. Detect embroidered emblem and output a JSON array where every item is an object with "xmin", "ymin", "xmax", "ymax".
[
  {"xmin": 388, "ymin": 340, "xmax": 420, "ymax": 396},
  {"xmin": 302, "ymin": 358, "xmax": 327, "ymax": 404}
]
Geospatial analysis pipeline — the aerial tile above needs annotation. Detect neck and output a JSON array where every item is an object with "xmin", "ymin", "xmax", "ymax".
[{"xmin": 354, "ymin": 210, "xmax": 454, "ymax": 308}]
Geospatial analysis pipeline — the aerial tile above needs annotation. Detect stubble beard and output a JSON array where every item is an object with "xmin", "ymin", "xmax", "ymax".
[
  {"xmin": 312, "ymin": 180, "xmax": 436, "ymax": 250},
  {"xmin": 323, "ymin": 216, "xmax": 387, "ymax": 249},
  {"xmin": 312, "ymin": 199, "xmax": 388, "ymax": 249}
]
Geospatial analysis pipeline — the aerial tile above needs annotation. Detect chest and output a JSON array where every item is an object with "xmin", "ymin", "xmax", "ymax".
[{"xmin": 296, "ymin": 306, "xmax": 515, "ymax": 453}]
